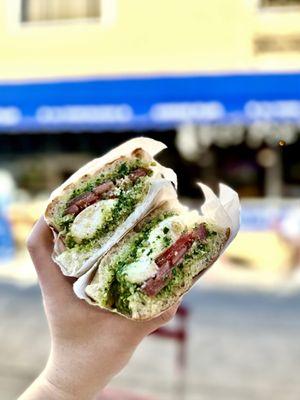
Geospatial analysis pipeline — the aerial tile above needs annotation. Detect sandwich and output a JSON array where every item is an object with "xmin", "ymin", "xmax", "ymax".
[
  {"xmin": 75, "ymin": 183, "xmax": 240, "ymax": 320},
  {"xmin": 44, "ymin": 138, "xmax": 177, "ymax": 277}
]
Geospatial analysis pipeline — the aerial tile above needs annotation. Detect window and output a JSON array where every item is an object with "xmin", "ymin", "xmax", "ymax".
[
  {"xmin": 21, "ymin": 0, "xmax": 101, "ymax": 23},
  {"xmin": 254, "ymin": 35, "xmax": 300, "ymax": 53},
  {"xmin": 261, "ymin": 0, "xmax": 300, "ymax": 7}
]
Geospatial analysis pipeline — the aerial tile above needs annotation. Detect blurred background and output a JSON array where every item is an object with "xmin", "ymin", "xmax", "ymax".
[{"xmin": 0, "ymin": 1, "xmax": 300, "ymax": 399}]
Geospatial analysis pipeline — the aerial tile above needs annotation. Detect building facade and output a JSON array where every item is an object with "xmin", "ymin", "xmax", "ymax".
[{"xmin": 1, "ymin": 0, "xmax": 300, "ymax": 81}]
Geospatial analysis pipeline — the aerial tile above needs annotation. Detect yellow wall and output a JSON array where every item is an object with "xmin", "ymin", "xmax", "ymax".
[{"xmin": 0, "ymin": 0, "xmax": 300, "ymax": 80}]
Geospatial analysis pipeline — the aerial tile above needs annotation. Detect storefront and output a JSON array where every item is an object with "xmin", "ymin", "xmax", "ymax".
[
  {"xmin": 1, "ymin": 0, "xmax": 300, "ymax": 274},
  {"xmin": 1, "ymin": 72, "xmax": 300, "ymax": 198}
]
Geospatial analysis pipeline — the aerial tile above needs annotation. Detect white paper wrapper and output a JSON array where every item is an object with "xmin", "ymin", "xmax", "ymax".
[
  {"xmin": 198, "ymin": 182, "xmax": 240, "ymax": 250},
  {"xmin": 73, "ymin": 182, "xmax": 241, "ymax": 315}
]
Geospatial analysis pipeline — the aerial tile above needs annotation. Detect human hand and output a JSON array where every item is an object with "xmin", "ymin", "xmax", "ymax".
[{"xmin": 19, "ymin": 217, "xmax": 179, "ymax": 400}]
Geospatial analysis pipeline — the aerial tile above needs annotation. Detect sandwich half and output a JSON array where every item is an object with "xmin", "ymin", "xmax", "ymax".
[
  {"xmin": 84, "ymin": 200, "xmax": 230, "ymax": 320},
  {"xmin": 44, "ymin": 138, "xmax": 177, "ymax": 277}
]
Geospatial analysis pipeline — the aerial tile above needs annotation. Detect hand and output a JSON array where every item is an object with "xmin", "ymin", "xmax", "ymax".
[{"xmin": 19, "ymin": 217, "xmax": 179, "ymax": 400}]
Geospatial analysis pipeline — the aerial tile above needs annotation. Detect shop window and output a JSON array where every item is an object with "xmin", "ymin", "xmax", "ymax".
[
  {"xmin": 260, "ymin": 0, "xmax": 300, "ymax": 7},
  {"xmin": 21, "ymin": 0, "xmax": 101, "ymax": 23},
  {"xmin": 254, "ymin": 35, "xmax": 300, "ymax": 53}
]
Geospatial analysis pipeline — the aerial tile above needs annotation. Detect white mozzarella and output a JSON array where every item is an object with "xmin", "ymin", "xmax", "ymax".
[
  {"xmin": 124, "ymin": 216, "xmax": 187, "ymax": 284},
  {"xmin": 124, "ymin": 259, "xmax": 159, "ymax": 284},
  {"xmin": 180, "ymin": 209, "xmax": 202, "ymax": 228},
  {"xmin": 70, "ymin": 199, "xmax": 117, "ymax": 241},
  {"xmin": 145, "ymin": 216, "xmax": 186, "ymax": 258}
]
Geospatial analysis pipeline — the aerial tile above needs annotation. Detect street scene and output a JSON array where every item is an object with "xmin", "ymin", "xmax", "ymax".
[
  {"xmin": 1, "ymin": 277, "xmax": 300, "ymax": 400},
  {"xmin": 1, "ymin": 0, "xmax": 300, "ymax": 399}
]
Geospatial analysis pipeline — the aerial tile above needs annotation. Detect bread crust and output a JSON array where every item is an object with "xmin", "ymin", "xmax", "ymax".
[{"xmin": 191, "ymin": 227, "xmax": 230, "ymax": 284}]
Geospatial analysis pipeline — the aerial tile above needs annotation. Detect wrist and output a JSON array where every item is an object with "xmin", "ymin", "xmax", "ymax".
[
  {"xmin": 40, "ymin": 370, "xmax": 82, "ymax": 400},
  {"xmin": 43, "ymin": 354, "xmax": 104, "ymax": 400},
  {"xmin": 18, "ymin": 371, "xmax": 81, "ymax": 400}
]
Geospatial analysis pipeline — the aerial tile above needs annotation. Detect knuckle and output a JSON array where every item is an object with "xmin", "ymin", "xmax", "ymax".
[
  {"xmin": 26, "ymin": 233, "xmax": 36, "ymax": 253},
  {"xmin": 158, "ymin": 308, "xmax": 175, "ymax": 325}
]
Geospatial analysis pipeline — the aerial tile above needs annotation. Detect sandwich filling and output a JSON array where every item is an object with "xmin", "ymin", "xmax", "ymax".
[
  {"xmin": 53, "ymin": 157, "xmax": 160, "ymax": 270},
  {"xmin": 85, "ymin": 210, "xmax": 227, "ymax": 318}
]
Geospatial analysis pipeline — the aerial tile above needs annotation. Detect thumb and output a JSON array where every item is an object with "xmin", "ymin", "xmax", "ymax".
[
  {"xmin": 27, "ymin": 216, "xmax": 74, "ymax": 300},
  {"xmin": 144, "ymin": 301, "xmax": 181, "ymax": 334}
]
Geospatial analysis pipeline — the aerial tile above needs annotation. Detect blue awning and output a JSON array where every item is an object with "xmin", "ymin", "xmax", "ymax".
[{"xmin": 0, "ymin": 72, "xmax": 300, "ymax": 132}]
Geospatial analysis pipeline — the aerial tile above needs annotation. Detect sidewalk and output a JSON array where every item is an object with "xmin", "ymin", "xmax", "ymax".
[{"xmin": 1, "ymin": 278, "xmax": 300, "ymax": 400}]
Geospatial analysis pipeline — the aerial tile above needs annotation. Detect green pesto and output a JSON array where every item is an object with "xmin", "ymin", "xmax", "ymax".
[
  {"xmin": 69, "ymin": 158, "xmax": 150, "ymax": 200},
  {"xmin": 113, "ymin": 279, "xmax": 138, "ymax": 315},
  {"xmin": 64, "ymin": 177, "xmax": 151, "ymax": 251},
  {"xmin": 54, "ymin": 158, "xmax": 152, "ymax": 230},
  {"xmin": 163, "ymin": 235, "xmax": 172, "ymax": 248},
  {"xmin": 113, "ymin": 224, "xmax": 215, "ymax": 316},
  {"xmin": 116, "ymin": 211, "xmax": 177, "ymax": 275},
  {"xmin": 101, "ymin": 211, "xmax": 177, "ymax": 311},
  {"xmin": 59, "ymin": 214, "xmax": 74, "ymax": 231}
]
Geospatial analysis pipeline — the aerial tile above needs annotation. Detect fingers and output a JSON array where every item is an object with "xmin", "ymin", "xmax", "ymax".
[
  {"xmin": 142, "ymin": 301, "xmax": 181, "ymax": 335},
  {"xmin": 27, "ymin": 216, "xmax": 73, "ymax": 299}
]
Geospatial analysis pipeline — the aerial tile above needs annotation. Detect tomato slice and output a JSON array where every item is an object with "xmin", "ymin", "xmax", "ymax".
[{"xmin": 142, "ymin": 224, "xmax": 207, "ymax": 297}]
